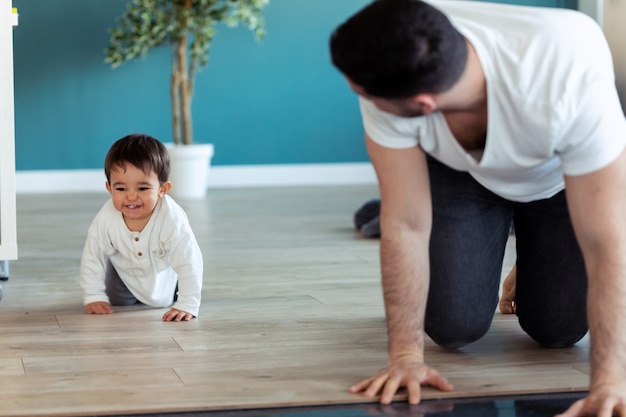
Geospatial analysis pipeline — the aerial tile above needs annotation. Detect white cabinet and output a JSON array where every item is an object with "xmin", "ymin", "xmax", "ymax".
[{"xmin": 0, "ymin": 4, "xmax": 17, "ymax": 266}]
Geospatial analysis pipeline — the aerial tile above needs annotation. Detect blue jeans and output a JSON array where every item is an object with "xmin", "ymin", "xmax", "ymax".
[{"xmin": 424, "ymin": 157, "xmax": 588, "ymax": 349}]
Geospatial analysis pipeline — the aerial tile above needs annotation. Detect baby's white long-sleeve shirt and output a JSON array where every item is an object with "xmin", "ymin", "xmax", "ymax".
[{"xmin": 80, "ymin": 195, "xmax": 203, "ymax": 316}]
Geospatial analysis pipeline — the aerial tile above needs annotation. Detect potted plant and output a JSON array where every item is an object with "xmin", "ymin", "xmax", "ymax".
[{"xmin": 105, "ymin": 0, "xmax": 269, "ymax": 199}]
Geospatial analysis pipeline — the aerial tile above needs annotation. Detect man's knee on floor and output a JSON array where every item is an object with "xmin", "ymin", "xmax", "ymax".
[
  {"xmin": 425, "ymin": 319, "xmax": 491, "ymax": 349},
  {"xmin": 520, "ymin": 318, "xmax": 588, "ymax": 348},
  {"xmin": 528, "ymin": 328, "xmax": 588, "ymax": 348}
]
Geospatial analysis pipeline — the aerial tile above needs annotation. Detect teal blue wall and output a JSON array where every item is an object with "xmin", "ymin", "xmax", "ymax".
[{"xmin": 12, "ymin": 0, "xmax": 576, "ymax": 171}]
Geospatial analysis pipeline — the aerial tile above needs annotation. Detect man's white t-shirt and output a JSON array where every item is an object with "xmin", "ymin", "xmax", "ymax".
[{"xmin": 361, "ymin": 0, "xmax": 626, "ymax": 202}]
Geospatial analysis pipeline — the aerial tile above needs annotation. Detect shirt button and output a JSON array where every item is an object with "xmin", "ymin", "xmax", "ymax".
[
  {"xmin": 138, "ymin": 252, "xmax": 143, "ymax": 257},
  {"xmin": 135, "ymin": 237, "xmax": 139, "ymax": 242}
]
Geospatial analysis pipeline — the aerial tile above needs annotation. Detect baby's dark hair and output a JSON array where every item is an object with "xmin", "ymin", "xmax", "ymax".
[{"xmin": 104, "ymin": 133, "xmax": 170, "ymax": 184}]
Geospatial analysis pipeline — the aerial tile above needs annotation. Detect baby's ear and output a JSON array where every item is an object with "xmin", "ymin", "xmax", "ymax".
[{"xmin": 160, "ymin": 181, "xmax": 172, "ymax": 196}]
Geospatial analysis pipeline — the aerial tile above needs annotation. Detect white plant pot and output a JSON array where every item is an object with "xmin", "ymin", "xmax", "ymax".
[{"xmin": 167, "ymin": 143, "xmax": 214, "ymax": 200}]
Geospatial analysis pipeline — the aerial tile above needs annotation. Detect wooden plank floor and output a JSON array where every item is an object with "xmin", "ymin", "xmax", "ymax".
[{"xmin": 0, "ymin": 185, "xmax": 589, "ymax": 417}]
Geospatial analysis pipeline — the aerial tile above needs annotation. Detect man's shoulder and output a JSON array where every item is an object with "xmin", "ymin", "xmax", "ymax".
[{"xmin": 433, "ymin": 0, "xmax": 597, "ymax": 37}]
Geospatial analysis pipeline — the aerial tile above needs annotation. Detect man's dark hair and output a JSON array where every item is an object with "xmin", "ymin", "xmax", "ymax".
[
  {"xmin": 330, "ymin": 0, "xmax": 468, "ymax": 98},
  {"xmin": 104, "ymin": 133, "xmax": 170, "ymax": 184}
]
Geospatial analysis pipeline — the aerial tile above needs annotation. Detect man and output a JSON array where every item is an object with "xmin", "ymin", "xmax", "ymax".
[{"xmin": 329, "ymin": 0, "xmax": 626, "ymax": 416}]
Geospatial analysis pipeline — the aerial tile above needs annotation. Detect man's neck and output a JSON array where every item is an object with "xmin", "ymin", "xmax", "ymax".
[{"xmin": 439, "ymin": 40, "xmax": 487, "ymax": 114}]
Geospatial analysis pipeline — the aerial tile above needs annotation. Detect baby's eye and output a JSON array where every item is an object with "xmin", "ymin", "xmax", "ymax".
[
  {"xmin": 115, "ymin": 187, "xmax": 126, "ymax": 192},
  {"xmin": 139, "ymin": 187, "xmax": 150, "ymax": 192}
]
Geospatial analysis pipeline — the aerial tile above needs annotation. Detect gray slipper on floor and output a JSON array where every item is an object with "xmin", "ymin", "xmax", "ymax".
[{"xmin": 354, "ymin": 199, "xmax": 381, "ymax": 238}]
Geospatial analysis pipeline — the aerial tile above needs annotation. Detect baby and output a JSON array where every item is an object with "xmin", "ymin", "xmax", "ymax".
[{"xmin": 80, "ymin": 133, "xmax": 203, "ymax": 321}]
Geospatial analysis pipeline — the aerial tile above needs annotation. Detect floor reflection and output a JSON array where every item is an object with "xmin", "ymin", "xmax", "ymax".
[{"xmin": 108, "ymin": 391, "xmax": 586, "ymax": 417}]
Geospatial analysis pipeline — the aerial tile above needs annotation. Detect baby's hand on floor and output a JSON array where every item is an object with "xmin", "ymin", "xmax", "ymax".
[
  {"xmin": 163, "ymin": 308, "xmax": 194, "ymax": 322},
  {"xmin": 85, "ymin": 301, "xmax": 113, "ymax": 314}
]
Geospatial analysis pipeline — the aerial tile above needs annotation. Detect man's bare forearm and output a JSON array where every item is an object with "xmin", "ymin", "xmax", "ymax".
[
  {"xmin": 379, "ymin": 230, "xmax": 430, "ymax": 362},
  {"xmin": 563, "ymin": 155, "xmax": 626, "ymax": 392},
  {"xmin": 587, "ymin": 259, "xmax": 626, "ymax": 388}
]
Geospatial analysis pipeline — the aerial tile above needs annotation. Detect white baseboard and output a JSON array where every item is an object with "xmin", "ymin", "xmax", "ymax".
[{"xmin": 15, "ymin": 163, "xmax": 377, "ymax": 194}]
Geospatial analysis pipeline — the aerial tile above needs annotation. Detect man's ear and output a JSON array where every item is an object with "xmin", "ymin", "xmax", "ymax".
[
  {"xmin": 411, "ymin": 94, "xmax": 438, "ymax": 115},
  {"xmin": 160, "ymin": 181, "xmax": 172, "ymax": 197}
]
